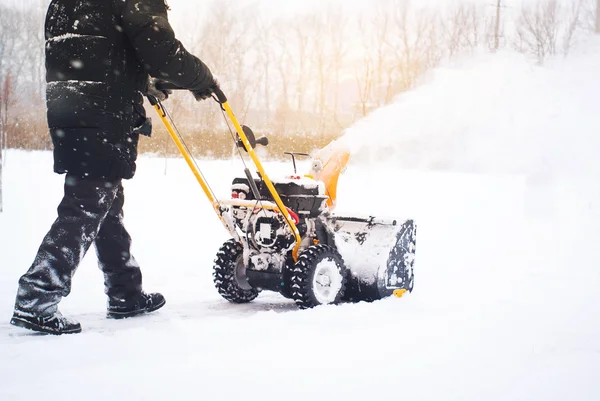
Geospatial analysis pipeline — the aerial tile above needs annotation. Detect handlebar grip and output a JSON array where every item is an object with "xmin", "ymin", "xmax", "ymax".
[
  {"xmin": 154, "ymin": 81, "xmax": 228, "ymax": 104},
  {"xmin": 154, "ymin": 81, "xmax": 181, "ymax": 91},
  {"xmin": 255, "ymin": 136, "xmax": 269, "ymax": 146},
  {"xmin": 212, "ymin": 87, "xmax": 227, "ymax": 104}
]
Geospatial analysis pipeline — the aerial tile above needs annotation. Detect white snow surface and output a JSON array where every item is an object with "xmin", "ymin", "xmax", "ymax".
[{"xmin": 2, "ymin": 48, "xmax": 600, "ymax": 400}]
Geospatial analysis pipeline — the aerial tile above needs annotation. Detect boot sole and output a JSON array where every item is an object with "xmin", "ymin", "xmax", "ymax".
[
  {"xmin": 106, "ymin": 298, "xmax": 166, "ymax": 320},
  {"xmin": 10, "ymin": 317, "xmax": 82, "ymax": 335}
]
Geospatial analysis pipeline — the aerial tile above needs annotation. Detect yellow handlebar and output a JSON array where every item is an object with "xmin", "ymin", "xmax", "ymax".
[{"xmin": 152, "ymin": 99, "xmax": 303, "ymax": 261}]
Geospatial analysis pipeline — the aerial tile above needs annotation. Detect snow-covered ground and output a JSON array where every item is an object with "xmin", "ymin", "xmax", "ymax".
[{"xmin": 2, "ymin": 48, "xmax": 600, "ymax": 401}]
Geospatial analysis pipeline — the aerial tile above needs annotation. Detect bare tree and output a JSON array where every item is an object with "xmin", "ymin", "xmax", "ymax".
[
  {"xmin": 308, "ymin": 12, "xmax": 330, "ymax": 133},
  {"xmin": 252, "ymin": 12, "xmax": 275, "ymax": 126},
  {"xmin": 354, "ymin": 57, "xmax": 373, "ymax": 118},
  {"xmin": 0, "ymin": 74, "xmax": 14, "ymax": 213},
  {"xmin": 290, "ymin": 14, "xmax": 313, "ymax": 115},
  {"xmin": 596, "ymin": 0, "xmax": 600, "ymax": 32},
  {"xmin": 0, "ymin": 6, "xmax": 19, "ymax": 83},
  {"xmin": 271, "ymin": 21, "xmax": 293, "ymax": 134},
  {"xmin": 580, "ymin": 0, "xmax": 599, "ymax": 31},
  {"xmin": 422, "ymin": 11, "xmax": 444, "ymax": 69},
  {"xmin": 324, "ymin": 5, "xmax": 349, "ymax": 127},
  {"xmin": 182, "ymin": 0, "xmax": 255, "ymax": 130},
  {"xmin": 515, "ymin": 0, "xmax": 584, "ymax": 64},
  {"xmin": 386, "ymin": 2, "xmax": 437, "ymax": 94},
  {"xmin": 22, "ymin": 6, "xmax": 46, "ymax": 103},
  {"xmin": 0, "ymin": 73, "xmax": 14, "ymax": 151},
  {"xmin": 368, "ymin": 2, "xmax": 393, "ymax": 107},
  {"xmin": 562, "ymin": 0, "xmax": 585, "ymax": 56},
  {"xmin": 441, "ymin": 3, "xmax": 483, "ymax": 58}
]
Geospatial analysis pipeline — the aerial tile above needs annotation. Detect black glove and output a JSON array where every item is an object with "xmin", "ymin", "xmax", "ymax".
[
  {"xmin": 191, "ymin": 76, "xmax": 220, "ymax": 102},
  {"xmin": 145, "ymin": 77, "xmax": 172, "ymax": 102}
]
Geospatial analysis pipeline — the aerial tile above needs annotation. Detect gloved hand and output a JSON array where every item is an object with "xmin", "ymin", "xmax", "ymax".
[
  {"xmin": 191, "ymin": 76, "xmax": 220, "ymax": 102},
  {"xmin": 145, "ymin": 77, "xmax": 172, "ymax": 102}
]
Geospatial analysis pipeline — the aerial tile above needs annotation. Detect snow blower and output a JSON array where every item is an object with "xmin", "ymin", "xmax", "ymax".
[{"xmin": 148, "ymin": 86, "xmax": 417, "ymax": 308}]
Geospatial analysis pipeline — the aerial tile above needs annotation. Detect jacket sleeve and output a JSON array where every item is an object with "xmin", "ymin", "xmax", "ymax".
[{"xmin": 121, "ymin": 0, "xmax": 214, "ymax": 90}]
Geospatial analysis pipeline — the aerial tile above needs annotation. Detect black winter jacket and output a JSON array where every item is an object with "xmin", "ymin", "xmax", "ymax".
[{"xmin": 45, "ymin": 0, "xmax": 214, "ymax": 180}]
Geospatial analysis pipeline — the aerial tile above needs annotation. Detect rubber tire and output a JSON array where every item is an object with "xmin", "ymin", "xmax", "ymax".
[
  {"xmin": 382, "ymin": 219, "xmax": 417, "ymax": 296},
  {"xmin": 289, "ymin": 244, "xmax": 347, "ymax": 309},
  {"xmin": 213, "ymin": 239, "xmax": 260, "ymax": 303}
]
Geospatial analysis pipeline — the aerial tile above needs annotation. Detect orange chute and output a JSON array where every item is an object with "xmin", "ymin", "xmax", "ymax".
[{"xmin": 309, "ymin": 141, "xmax": 350, "ymax": 210}]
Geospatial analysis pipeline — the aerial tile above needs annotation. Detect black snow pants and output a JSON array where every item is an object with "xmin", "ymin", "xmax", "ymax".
[{"xmin": 14, "ymin": 175, "xmax": 142, "ymax": 316}]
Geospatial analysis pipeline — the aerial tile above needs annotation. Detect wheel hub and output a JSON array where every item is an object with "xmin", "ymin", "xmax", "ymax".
[{"xmin": 312, "ymin": 259, "xmax": 343, "ymax": 304}]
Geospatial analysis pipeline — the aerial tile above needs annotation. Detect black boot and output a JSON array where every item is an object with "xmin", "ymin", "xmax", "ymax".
[
  {"xmin": 107, "ymin": 292, "xmax": 166, "ymax": 319},
  {"xmin": 10, "ymin": 310, "xmax": 82, "ymax": 335}
]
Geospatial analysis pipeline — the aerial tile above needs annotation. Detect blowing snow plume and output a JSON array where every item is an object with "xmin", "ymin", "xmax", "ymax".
[
  {"xmin": 324, "ymin": 44, "xmax": 600, "ymax": 261},
  {"xmin": 336, "ymin": 46, "xmax": 600, "ymax": 178}
]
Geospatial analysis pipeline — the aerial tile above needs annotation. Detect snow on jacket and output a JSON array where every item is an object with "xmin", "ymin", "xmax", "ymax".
[{"xmin": 45, "ymin": 0, "xmax": 215, "ymax": 180}]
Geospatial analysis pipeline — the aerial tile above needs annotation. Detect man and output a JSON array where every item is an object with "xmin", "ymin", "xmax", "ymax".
[{"xmin": 9, "ymin": 0, "xmax": 218, "ymax": 335}]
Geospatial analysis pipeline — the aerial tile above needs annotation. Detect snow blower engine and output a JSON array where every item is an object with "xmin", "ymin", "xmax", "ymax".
[{"xmin": 149, "ymin": 85, "xmax": 417, "ymax": 309}]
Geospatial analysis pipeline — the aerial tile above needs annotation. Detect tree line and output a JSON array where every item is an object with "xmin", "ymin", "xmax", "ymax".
[{"xmin": 0, "ymin": 0, "xmax": 596, "ymax": 159}]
